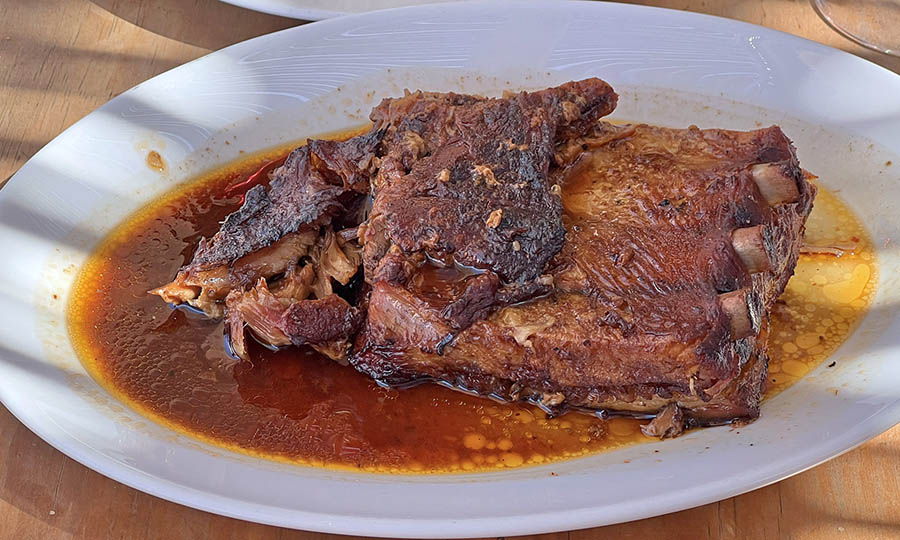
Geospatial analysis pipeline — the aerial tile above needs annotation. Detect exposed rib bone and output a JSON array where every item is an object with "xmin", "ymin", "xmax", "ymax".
[
  {"xmin": 719, "ymin": 288, "xmax": 760, "ymax": 339},
  {"xmin": 732, "ymin": 225, "xmax": 772, "ymax": 273},
  {"xmin": 751, "ymin": 162, "xmax": 800, "ymax": 205}
]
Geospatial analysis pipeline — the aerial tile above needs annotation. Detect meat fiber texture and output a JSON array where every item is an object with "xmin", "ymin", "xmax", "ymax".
[
  {"xmin": 352, "ymin": 120, "xmax": 815, "ymax": 429},
  {"xmin": 153, "ymin": 78, "xmax": 815, "ymax": 433}
]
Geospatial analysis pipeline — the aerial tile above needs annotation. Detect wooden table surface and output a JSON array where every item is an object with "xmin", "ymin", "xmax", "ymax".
[{"xmin": 2, "ymin": 1, "xmax": 899, "ymax": 539}]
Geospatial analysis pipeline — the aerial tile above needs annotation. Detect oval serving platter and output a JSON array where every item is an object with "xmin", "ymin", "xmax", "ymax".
[
  {"xmin": 219, "ymin": 0, "xmax": 453, "ymax": 21},
  {"xmin": 1, "ymin": 2, "xmax": 899, "ymax": 537}
]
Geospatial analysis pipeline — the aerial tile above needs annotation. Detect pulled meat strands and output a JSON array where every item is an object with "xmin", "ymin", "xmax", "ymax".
[
  {"xmin": 226, "ymin": 229, "xmax": 363, "ymax": 361},
  {"xmin": 151, "ymin": 230, "xmax": 317, "ymax": 318},
  {"xmin": 151, "ymin": 128, "xmax": 382, "ymax": 317},
  {"xmin": 640, "ymin": 403, "xmax": 685, "ymax": 439},
  {"xmin": 152, "ymin": 126, "xmax": 382, "ymax": 359},
  {"xmin": 226, "ymin": 279, "xmax": 361, "ymax": 362},
  {"xmin": 151, "ymin": 78, "xmax": 816, "ymax": 438}
]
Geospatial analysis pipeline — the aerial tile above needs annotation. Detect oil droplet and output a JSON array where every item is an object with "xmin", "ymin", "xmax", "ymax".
[
  {"xmin": 146, "ymin": 150, "xmax": 166, "ymax": 172},
  {"xmin": 796, "ymin": 333, "xmax": 821, "ymax": 349},
  {"xmin": 823, "ymin": 264, "xmax": 870, "ymax": 303},
  {"xmin": 781, "ymin": 360, "xmax": 808, "ymax": 377},
  {"xmin": 609, "ymin": 418, "xmax": 638, "ymax": 437},
  {"xmin": 513, "ymin": 409, "xmax": 534, "ymax": 423},
  {"xmin": 463, "ymin": 433, "xmax": 486, "ymax": 450},
  {"xmin": 500, "ymin": 452, "xmax": 524, "ymax": 467}
]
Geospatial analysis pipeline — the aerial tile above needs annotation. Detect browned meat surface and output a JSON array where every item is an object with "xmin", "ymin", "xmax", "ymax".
[
  {"xmin": 152, "ymin": 77, "xmax": 816, "ymax": 433},
  {"xmin": 153, "ymin": 78, "xmax": 617, "ymax": 355},
  {"xmin": 226, "ymin": 281, "xmax": 362, "ymax": 361},
  {"xmin": 351, "ymin": 122, "xmax": 815, "ymax": 427},
  {"xmin": 151, "ymin": 130, "xmax": 381, "ymax": 317},
  {"xmin": 224, "ymin": 227, "xmax": 364, "ymax": 360},
  {"xmin": 363, "ymin": 80, "xmax": 618, "ymax": 301}
]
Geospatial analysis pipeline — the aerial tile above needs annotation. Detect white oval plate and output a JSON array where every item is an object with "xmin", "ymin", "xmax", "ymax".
[
  {"xmin": 219, "ymin": 0, "xmax": 453, "ymax": 20},
  {"xmin": 2, "ymin": 1, "xmax": 900, "ymax": 537}
]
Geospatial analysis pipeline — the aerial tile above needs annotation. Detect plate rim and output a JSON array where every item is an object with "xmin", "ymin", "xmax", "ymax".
[
  {"xmin": 218, "ymin": 0, "xmax": 345, "ymax": 20},
  {"xmin": 3, "ymin": 1, "xmax": 900, "ymax": 536}
]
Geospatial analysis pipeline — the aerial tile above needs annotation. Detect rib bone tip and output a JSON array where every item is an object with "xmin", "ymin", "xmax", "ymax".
[
  {"xmin": 719, "ymin": 288, "xmax": 760, "ymax": 340},
  {"xmin": 751, "ymin": 162, "xmax": 800, "ymax": 205},
  {"xmin": 732, "ymin": 225, "xmax": 773, "ymax": 273}
]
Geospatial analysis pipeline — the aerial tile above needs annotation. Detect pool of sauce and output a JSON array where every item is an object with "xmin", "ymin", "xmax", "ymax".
[{"xmin": 68, "ymin": 135, "xmax": 877, "ymax": 473}]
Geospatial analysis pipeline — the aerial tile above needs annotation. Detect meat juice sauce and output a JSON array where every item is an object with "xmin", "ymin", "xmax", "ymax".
[{"xmin": 68, "ymin": 135, "xmax": 877, "ymax": 473}]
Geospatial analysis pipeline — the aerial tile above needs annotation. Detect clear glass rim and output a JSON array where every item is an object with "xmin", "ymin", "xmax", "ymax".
[{"xmin": 810, "ymin": 0, "xmax": 899, "ymax": 57}]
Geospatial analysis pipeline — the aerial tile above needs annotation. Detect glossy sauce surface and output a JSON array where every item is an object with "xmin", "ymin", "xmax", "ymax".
[{"xmin": 69, "ymin": 136, "xmax": 877, "ymax": 473}]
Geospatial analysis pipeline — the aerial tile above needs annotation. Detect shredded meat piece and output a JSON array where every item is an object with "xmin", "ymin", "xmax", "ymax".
[
  {"xmin": 151, "ymin": 130, "xmax": 381, "ymax": 317},
  {"xmin": 226, "ymin": 278, "xmax": 361, "ymax": 361},
  {"xmin": 151, "ymin": 78, "xmax": 815, "ymax": 436},
  {"xmin": 641, "ymin": 404, "xmax": 686, "ymax": 438},
  {"xmin": 225, "ymin": 227, "xmax": 363, "ymax": 360},
  {"xmin": 150, "ymin": 231, "xmax": 317, "ymax": 317}
]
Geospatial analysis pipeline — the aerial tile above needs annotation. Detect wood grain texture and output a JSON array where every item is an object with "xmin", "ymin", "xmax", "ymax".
[{"xmin": 1, "ymin": 1, "xmax": 899, "ymax": 539}]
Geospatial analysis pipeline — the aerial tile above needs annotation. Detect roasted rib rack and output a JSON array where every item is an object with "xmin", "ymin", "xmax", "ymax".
[{"xmin": 153, "ymin": 78, "xmax": 815, "ymax": 436}]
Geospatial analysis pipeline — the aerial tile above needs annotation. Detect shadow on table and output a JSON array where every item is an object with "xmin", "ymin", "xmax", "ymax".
[
  {"xmin": 89, "ymin": 0, "xmax": 302, "ymax": 50},
  {"xmin": 1, "ymin": 137, "xmax": 48, "ymax": 187}
]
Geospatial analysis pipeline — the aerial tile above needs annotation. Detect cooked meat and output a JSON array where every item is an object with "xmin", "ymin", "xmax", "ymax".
[
  {"xmin": 640, "ymin": 403, "xmax": 686, "ymax": 439},
  {"xmin": 192, "ymin": 131, "xmax": 381, "ymax": 270},
  {"xmin": 226, "ymin": 278, "xmax": 362, "ymax": 362},
  {"xmin": 153, "ymin": 78, "xmax": 617, "ymax": 346},
  {"xmin": 363, "ymin": 78, "xmax": 618, "ymax": 329},
  {"xmin": 151, "ymin": 129, "xmax": 382, "ymax": 317},
  {"xmin": 351, "ymin": 121, "xmax": 815, "ymax": 428},
  {"xmin": 151, "ymin": 231, "xmax": 318, "ymax": 318},
  {"xmin": 152, "ymin": 78, "xmax": 816, "ymax": 434},
  {"xmin": 224, "ymin": 227, "xmax": 364, "ymax": 360}
]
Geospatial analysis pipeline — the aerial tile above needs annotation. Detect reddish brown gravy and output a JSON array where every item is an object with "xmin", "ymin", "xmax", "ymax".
[
  {"xmin": 410, "ymin": 258, "xmax": 485, "ymax": 308},
  {"xmin": 69, "ymin": 134, "xmax": 876, "ymax": 473}
]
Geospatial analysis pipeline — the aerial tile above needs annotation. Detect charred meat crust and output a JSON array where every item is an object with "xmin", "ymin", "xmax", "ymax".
[
  {"xmin": 361, "ymin": 78, "xmax": 618, "ymax": 342},
  {"xmin": 363, "ymin": 78, "xmax": 618, "ymax": 285},
  {"xmin": 152, "ymin": 78, "xmax": 815, "ymax": 434},
  {"xmin": 350, "ymin": 121, "xmax": 815, "ymax": 427},
  {"xmin": 188, "ymin": 128, "xmax": 383, "ymax": 272},
  {"xmin": 151, "ymin": 129, "xmax": 383, "ymax": 318}
]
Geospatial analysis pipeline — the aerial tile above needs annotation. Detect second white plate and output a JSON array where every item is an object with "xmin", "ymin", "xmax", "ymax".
[{"xmin": 219, "ymin": 0, "xmax": 454, "ymax": 20}]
